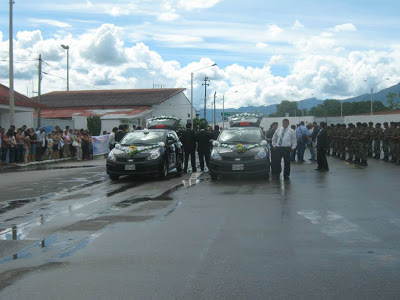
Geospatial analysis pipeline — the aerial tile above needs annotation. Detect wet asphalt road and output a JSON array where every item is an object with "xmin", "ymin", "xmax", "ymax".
[{"xmin": 1, "ymin": 154, "xmax": 400, "ymax": 299}]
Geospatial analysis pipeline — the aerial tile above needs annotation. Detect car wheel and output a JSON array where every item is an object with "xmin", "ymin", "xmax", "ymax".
[
  {"xmin": 109, "ymin": 174, "xmax": 119, "ymax": 181},
  {"xmin": 210, "ymin": 171, "xmax": 218, "ymax": 181},
  {"xmin": 160, "ymin": 160, "xmax": 168, "ymax": 178}
]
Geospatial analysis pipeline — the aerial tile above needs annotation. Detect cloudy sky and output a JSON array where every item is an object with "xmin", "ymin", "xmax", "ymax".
[{"xmin": 0, "ymin": 0, "xmax": 399, "ymax": 110}]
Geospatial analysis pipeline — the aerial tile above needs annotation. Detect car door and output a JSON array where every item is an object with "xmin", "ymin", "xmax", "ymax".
[{"xmin": 167, "ymin": 132, "xmax": 177, "ymax": 166}]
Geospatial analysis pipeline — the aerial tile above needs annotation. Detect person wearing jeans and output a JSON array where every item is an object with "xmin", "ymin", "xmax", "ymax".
[{"xmin": 295, "ymin": 121, "xmax": 310, "ymax": 162}]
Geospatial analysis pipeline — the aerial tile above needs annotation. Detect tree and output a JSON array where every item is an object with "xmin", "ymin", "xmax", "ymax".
[
  {"xmin": 387, "ymin": 92, "xmax": 397, "ymax": 110},
  {"xmin": 87, "ymin": 115, "xmax": 101, "ymax": 135},
  {"xmin": 193, "ymin": 118, "xmax": 208, "ymax": 132},
  {"xmin": 269, "ymin": 100, "xmax": 301, "ymax": 117}
]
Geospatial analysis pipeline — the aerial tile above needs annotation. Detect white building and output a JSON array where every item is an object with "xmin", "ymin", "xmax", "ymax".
[
  {"xmin": 0, "ymin": 83, "xmax": 44, "ymax": 129},
  {"xmin": 35, "ymin": 88, "xmax": 192, "ymax": 132}
]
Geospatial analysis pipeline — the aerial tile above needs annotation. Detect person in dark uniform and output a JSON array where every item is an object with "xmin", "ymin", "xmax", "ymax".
[
  {"xmin": 316, "ymin": 122, "xmax": 329, "ymax": 171},
  {"xmin": 114, "ymin": 125, "xmax": 126, "ymax": 143},
  {"xmin": 196, "ymin": 124, "xmax": 212, "ymax": 172},
  {"xmin": 180, "ymin": 123, "xmax": 197, "ymax": 173},
  {"xmin": 212, "ymin": 125, "xmax": 220, "ymax": 140}
]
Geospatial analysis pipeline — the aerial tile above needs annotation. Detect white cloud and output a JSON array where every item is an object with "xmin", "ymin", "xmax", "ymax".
[
  {"xmin": 256, "ymin": 42, "xmax": 269, "ymax": 49},
  {"xmin": 266, "ymin": 25, "xmax": 283, "ymax": 38},
  {"xmin": 269, "ymin": 55, "xmax": 283, "ymax": 65},
  {"xmin": 178, "ymin": 0, "xmax": 222, "ymax": 10},
  {"xmin": 157, "ymin": 12, "xmax": 181, "ymax": 22},
  {"xmin": 292, "ymin": 20, "xmax": 304, "ymax": 30},
  {"xmin": 110, "ymin": 7, "xmax": 131, "ymax": 17},
  {"xmin": 332, "ymin": 23, "xmax": 357, "ymax": 33},
  {"xmin": 29, "ymin": 19, "xmax": 71, "ymax": 28}
]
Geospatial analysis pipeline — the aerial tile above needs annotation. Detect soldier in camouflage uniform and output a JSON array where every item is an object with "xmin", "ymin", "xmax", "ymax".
[
  {"xmin": 359, "ymin": 123, "xmax": 370, "ymax": 166},
  {"xmin": 381, "ymin": 122, "xmax": 390, "ymax": 161},
  {"xmin": 331, "ymin": 123, "xmax": 341, "ymax": 157},
  {"xmin": 367, "ymin": 122, "xmax": 375, "ymax": 157},
  {"xmin": 389, "ymin": 122, "xmax": 396, "ymax": 163},
  {"xmin": 373, "ymin": 123, "xmax": 383, "ymax": 159},
  {"xmin": 346, "ymin": 123, "xmax": 356, "ymax": 162},
  {"xmin": 338, "ymin": 124, "xmax": 347, "ymax": 160},
  {"xmin": 392, "ymin": 122, "xmax": 399, "ymax": 164},
  {"xmin": 352, "ymin": 122, "xmax": 363, "ymax": 164}
]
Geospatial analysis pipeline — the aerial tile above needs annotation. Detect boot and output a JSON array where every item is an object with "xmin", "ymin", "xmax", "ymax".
[
  {"xmin": 360, "ymin": 160, "xmax": 368, "ymax": 167},
  {"xmin": 353, "ymin": 158, "xmax": 360, "ymax": 165},
  {"xmin": 382, "ymin": 156, "xmax": 389, "ymax": 162},
  {"xmin": 391, "ymin": 157, "xmax": 397, "ymax": 163}
]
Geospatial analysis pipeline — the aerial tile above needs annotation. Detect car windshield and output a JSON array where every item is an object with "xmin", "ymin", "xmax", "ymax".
[
  {"xmin": 120, "ymin": 131, "xmax": 164, "ymax": 145},
  {"xmin": 218, "ymin": 128, "xmax": 262, "ymax": 144}
]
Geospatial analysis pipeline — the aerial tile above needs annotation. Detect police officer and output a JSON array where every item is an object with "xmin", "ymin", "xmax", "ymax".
[{"xmin": 196, "ymin": 124, "xmax": 212, "ymax": 172}]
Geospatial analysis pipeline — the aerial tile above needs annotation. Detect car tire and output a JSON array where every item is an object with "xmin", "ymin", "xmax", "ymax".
[
  {"xmin": 160, "ymin": 160, "xmax": 168, "ymax": 178},
  {"xmin": 210, "ymin": 171, "xmax": 218, "ymax": 181},
  {"xmin": 109, "ymin": 174, "xmax": 119, "ymax": 181}
]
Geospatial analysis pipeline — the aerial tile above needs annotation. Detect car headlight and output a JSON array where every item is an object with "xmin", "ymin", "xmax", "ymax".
[
  {"xmin": 146, "ymin": 150, "xmax": 161, "ymax": 160},
  {"xmin": 255, "ymin": 149, "xmax": 267, "ymax": 159},
  {"xmin": 211, "ymin": 149, "xmax": 222, "ymax": 160},
  {"xmin": 108, "ymin": 150, "xmax": 116, "ymax": 162}
]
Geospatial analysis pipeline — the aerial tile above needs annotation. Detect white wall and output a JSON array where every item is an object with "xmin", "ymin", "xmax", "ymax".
[
  {"xmin": 72, "ymin": 116, "xmax": 87, "ymax": 130},
  {"xmin": 151, "ymin": 92, "xmax": 191, "ymax": 124},
  {"xmin": 344, "ymin": 114, "xmax": 400, "ymax": 125},
  {"xmin": 0, "ymin": 105, "xmax": 34, "ymax": 128}
]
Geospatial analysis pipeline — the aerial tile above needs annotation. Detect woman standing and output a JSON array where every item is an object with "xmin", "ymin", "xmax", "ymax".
[
  {"xmin": 1, "ymin": 127, "xmax": 9, "ymax": 165},
  {"xmin": 52, "ymin": 131, "xmax": 60, "ymax": 159},
  {"xmin": 75, "ymin": 131, "xmax": 83, "ymax": 160},
  {"xmin": 16, "ymin": 128, "xmax": 25, "ymax": 163},
  {"xmin": 29, "ymin": 128, "xmax": 37, "ymax": 162},
  {"xmin": 24, "ymin": 129, "xmax": 30, "ymax": 162},
  {"xmin": 6, "ymin": 128, "xmax": 17, "ymax": 165}
]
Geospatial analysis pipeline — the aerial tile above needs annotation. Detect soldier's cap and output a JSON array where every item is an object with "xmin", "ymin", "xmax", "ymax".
[
  {"xmin": 383, "ymin": 122, "xmax": 388, "ymax": 125},
  {"xmin": 356, "ymin": 122, "xmax": 362, "ymax": 126},
  {"xmin": 376, "ymin": 123, "xmax": 381, "ymax": 126},
  {"xmin": 336, "ymin": 123, "xmax": 341, "ymax": 126},
  {"xmin": 368, "ymin": 122, "xmax": 373, "ymax": 125},
  {"xmin": 341, "ymin": 124, "xmax": 346, "ymax": 127},
  {"xmin": 362, "ymin": 122, "xmax": 368, "ymax": 127}
]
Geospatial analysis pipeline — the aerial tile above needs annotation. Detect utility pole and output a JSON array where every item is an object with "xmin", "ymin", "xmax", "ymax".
[
  {"xmin": 213, "ymin": 91, "xmax": 216, "ymax": 127},
  {"xmin": 202, "ymin": 77, "xmax": 210, "ymax": 120},
  {"xmin": 9, "ymin": 0, "xmax": 15, "ymax": 127},
  {"xmin": 37, "ymin": 54, "xmax": 42, "ymax": 128}
]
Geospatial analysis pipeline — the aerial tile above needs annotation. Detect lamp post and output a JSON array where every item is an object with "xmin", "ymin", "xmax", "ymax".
[
  {"xmin": 61, "ymin": 44, "xmax": 69, "ymax": 91},
  {"xmin": 190, "ymin": 63, "xmax": 217, "ymax": 125},
  {"xmin": 222, "ymin": 90, "xmax": 238, "ymax": 129},
  {"xmin": 366, "ymin": 78, "xmax": 390, "ymax": 115}
]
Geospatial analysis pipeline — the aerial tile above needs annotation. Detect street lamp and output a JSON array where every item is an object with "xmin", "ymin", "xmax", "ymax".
[
  {"xmin": 222, "ymin": 91, "xmax": 238, "ymax": 129},
  {"xmin": 61, "ymin": 44, "xmax": 69, "ymax": 91},
  {"xmin": 190, "ymin": 63, "xmax": 217, "ymax": 125},
  {"xmin": 365, "ymin": 78, "xmax": 390, "ymax": 115}
]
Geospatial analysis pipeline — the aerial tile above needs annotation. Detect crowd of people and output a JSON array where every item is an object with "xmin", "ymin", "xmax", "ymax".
[{"xmin": 0, "ymin": 125, "xmax": 95, "ymax": 166}]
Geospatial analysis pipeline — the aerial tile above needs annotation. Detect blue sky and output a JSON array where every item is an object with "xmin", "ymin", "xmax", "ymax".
[{"xmin": 0, "ymin": 0, "xmax": 399, "ymax": 109}]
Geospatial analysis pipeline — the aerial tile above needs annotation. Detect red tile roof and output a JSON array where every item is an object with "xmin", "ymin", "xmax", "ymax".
[
  {"xmin": 33, "ymin": 88, "xmax": 186, "ymax": 108},
  {"xmin": 34, "ymin": 106, "xmax": 153, "ymax": 119},
  {"xmin": 0, "ymin": 83, "xmax": 45, "ymax": 108}
]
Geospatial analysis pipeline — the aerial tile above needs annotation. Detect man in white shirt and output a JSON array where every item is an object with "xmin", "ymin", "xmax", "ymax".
[
  {"xmin": 108, "ymin": 127, "xmax": 118, "ymax": 150},
  {"xmin": 272, "ymin": 119, "xmax": 297, "ymax": 179}
]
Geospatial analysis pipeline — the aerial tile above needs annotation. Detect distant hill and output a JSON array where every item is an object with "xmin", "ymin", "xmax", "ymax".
[{"xmin": 200, "ymin": 82, "xmax": 400, "ymax": 122}]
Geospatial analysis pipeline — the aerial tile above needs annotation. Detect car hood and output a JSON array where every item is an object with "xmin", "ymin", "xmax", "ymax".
[{"xmin": 113, "ymin": 145, "xmax": 163, "ymax": 157}]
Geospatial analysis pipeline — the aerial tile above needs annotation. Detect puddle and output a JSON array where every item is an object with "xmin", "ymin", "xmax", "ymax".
[{"xmin": 106, "ymin": 182, "xmax": 144, "ymax": 197}]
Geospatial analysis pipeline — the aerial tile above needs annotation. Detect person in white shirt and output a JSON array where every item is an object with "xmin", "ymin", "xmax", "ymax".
[
  {"xmin": 108, "ymin": 127, "xmax": 118, "ymax": 150},
  {"xmin": 272, "ymin": 119, "xmax": 297, "ymax": 178}
]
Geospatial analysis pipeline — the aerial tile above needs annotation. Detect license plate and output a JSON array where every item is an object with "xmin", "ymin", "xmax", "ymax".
[
  {"xmin": 125, "ymin": 164, "xmax": 136, "ymax": 171},
  {"xmin": 232, "ymin": 164, "xmax": 244, "ymax": 171}
]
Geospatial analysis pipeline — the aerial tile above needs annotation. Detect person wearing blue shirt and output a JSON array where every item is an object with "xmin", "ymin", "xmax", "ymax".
[{"xmin": 295, "ymin": 121, "xmax": 310, "ymax": 162}]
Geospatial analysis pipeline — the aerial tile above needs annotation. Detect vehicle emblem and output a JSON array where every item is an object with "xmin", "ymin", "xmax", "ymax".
[
  {"xmin": 128, "ymin": 159, "xmax": 133, "ymax": 162},
  {"xmin": 235, "ymin": 158, "xmax": 241, "ymax": 161}
]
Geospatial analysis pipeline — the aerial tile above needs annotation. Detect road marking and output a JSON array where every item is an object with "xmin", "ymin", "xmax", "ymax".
[{"xmin": 298, "ymin": 210, "xmax": 380, "ymax": 243}]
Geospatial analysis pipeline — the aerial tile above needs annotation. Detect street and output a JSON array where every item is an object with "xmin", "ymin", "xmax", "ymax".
[{"xmin": 0, "ymin": 155, "xmax": 400, "ymax": 299}]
